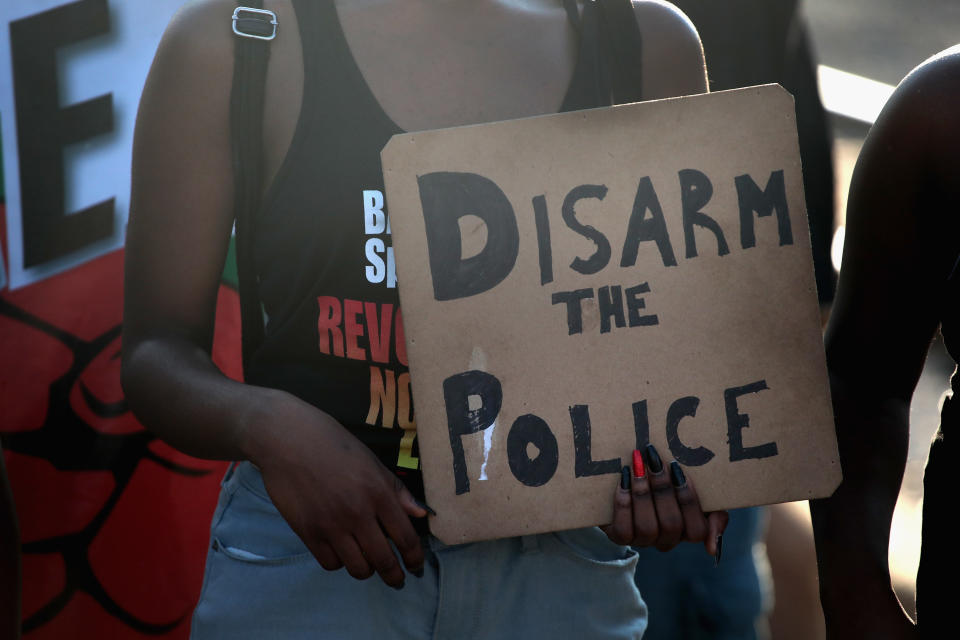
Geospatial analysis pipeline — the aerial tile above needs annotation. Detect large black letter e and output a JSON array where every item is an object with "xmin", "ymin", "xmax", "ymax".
[{"xmin": 11, "ymin": 0, "xmax": 115, "ymax": 267}]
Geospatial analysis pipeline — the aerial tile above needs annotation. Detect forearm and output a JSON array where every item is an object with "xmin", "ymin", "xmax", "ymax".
[
  {"xmin": 121, "ymin": 335, "xmax": 294, "ymax": 464},
  {"xmin": 810, "ymin": 373, "xmax": 910, "ymax": 613}
]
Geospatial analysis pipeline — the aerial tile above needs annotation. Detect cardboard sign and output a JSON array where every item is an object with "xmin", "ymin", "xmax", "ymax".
[{"xmin": 382, "ymin": 85, "xmax": 840, "ymax": 544}]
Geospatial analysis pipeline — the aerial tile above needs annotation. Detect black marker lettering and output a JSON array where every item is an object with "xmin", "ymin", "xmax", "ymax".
[
  {"xmin": 597, "ymin": 285, "xmax": 626, "ymax": 334},
  {"xmin": 624, "ymin": 282, "xmax": 659, "ymax": 327},
  {"xmin": 507, "ymin": 414, "xmax": 559, "ymax": 487},
  {"xmin": 632, "ymin": 400, "xmax": 650, "ymax": 450},
  {"xmin": 679, "ymin": 169, "xmax": 729, "ymax": 259},
  {"xmin": 665, "ymin": 396, "xmax": 715, "ymax": 466},
  {"xmin": 736, "ymin": 170, "xmax": 793, "ymax": 248},
  {"xmin": 562, "ymin": 184, "xmax": 611, "ymax": 275},
  {"xmin": 551, "ymin": 288, "xmax": 594, "ymax": 335},
  {"xmin": 418, "ymin": 172, "xmax": 519, "ymax": 301},
  {"xmin": 621, "ymin": 176, "xmax": 678, "ymax": 268},
  {"xmin": 532, "ymin": 195, "xmax": 554, "ymax": 285},
  {"xmin": 725, "ymin": 380, "xmax": 778, "ymax": 461},
  {"xmin": 570, "ymin": 405, "xmax": 621, "ymax": 477},
  {"xmin": 443, "ymin": 370, "xmax": 503, "ymax": 494}
]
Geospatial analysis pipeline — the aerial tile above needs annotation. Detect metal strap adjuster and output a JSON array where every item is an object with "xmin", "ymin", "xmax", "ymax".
[{"xmin": 232, "ymin": 7, "xmax": 278, "ymax": 41}]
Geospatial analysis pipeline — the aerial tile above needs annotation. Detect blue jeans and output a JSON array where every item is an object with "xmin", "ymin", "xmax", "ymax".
[
  {"xmin": 191, "ymin": 462, "xmax": 648, "ymax": 639},
  {"xmin": 633, "ymin": 507, "xmax": 771, "ymax": 640}
]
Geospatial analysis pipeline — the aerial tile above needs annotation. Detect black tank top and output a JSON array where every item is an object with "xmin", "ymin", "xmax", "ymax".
[{"xmin": 245, "ymin": 0, "xmax": 635, "ymax": 497}]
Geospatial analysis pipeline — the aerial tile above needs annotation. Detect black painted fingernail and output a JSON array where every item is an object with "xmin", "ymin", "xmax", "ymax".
[
  {"xmin": 645, "ymin": 444, "xmax": 663, "ymax": 474},
  {"xmin": 414, "ymin": 499, "xmax": 437, "ymax": 516},
  {"xmin": 714, "ymin": 534, "xmax": 723, "ymax": 568},
  {"xmin": 392, "ymin": 581, "xmax": 405, "ymax": 590},
  {"xmin": 620, "ymin": 465, "xmax": 631, "ymax": 490},
  {"xmin": 669, "ymin": 461, "xmax": 686, "ymax": 487},
  {"xmin": 412, "ymin": 567, "xmax": 424, "ymax": 578}
]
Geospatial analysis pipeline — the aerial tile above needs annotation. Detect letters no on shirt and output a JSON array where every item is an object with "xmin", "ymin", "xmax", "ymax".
[{"xmin": 314, "ymin": 189, "xmax": 417, "ymax": 469}]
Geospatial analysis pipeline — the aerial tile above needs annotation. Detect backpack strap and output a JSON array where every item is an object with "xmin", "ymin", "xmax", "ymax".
[{"xmin": 230, "ymin": 2, "xmax": 276, "ymax": 376}]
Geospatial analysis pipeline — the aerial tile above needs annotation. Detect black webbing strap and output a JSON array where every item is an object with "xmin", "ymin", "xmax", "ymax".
[
  {"xmin": 595, "ymin": 0, "xmax": 644, "ymax": 104},
  {"xmin": 230, "ymin": 2, "xmax": 274, "ymax": 376},
  {"xmin": 565, "ymin": 0, "xmax": 644, "ymax": 108}
]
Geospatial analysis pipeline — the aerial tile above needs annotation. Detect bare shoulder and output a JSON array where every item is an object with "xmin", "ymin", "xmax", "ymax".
[
  {"xmin": 629, "ymin": 0, "xmax": 700, "ymax": 40},
  {"xmin": 900, "ymin": 45, "xmax": 960, "ymax": 97},
  {"xmin": 866, "ymin": 47, "xmax": 960, "ymax": 181},
  {"xmin": 155, "ymin": 0, "xmax": 238, "ymax": 68},
  {"xmin": 881, "ymin": 48, "xmax": 960, "ymax": 129},
  {"xmin": 149, "ymin": 0, "xmax": 292, "ymax": 76},
  {"xmin": 629, "ymin": 0, "xmax": 707, "ymax": 99}
]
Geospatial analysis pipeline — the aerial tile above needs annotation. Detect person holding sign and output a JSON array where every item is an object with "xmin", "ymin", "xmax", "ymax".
[
  {"xmin": 123, "ymin": 0, "xmax": 725, "ymax": 637},
  {"xmin": 811, "ymin": 47, "xmax": 960, "ymax": 639}
]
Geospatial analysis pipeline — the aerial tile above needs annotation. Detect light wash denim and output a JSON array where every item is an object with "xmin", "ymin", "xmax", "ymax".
[
  {"xmin": 191, "ymin": 461, "xmax": 647, "ymax": 639},
  {"xmin": 633, "ymin": 507, "xmax": 772, "ymax": 640}
]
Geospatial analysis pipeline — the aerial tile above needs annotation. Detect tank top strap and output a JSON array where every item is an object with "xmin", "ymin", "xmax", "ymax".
[
  {"xmin": 289, "ymin": 0, "xmax": 398, "ymax": 136},
  {"xmin": 561, "ymin": 0, "xmax": 644, "ymax": 112},
  {"xmin": 561, "ymin": 0, "xmax": 609, "ymax": 111}
]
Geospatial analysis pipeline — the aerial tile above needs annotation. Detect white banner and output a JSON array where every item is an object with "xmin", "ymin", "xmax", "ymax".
[{"xmin": 0, "ymin": 0, "xmax": 184, "ymax": 290}]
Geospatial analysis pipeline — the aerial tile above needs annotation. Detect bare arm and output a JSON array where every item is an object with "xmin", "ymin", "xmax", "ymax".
[
  {"xmin": 123, "ymin": 0, "xmax": 255, "ymax": 462},
  {"xmin": 122, "ymin": 0, "xmax": 425, "ymax": 589},
  {"xmin": 811, "ymin": 49, "xmax": 960, "ymax": 638},
  {"xmin": 632, "ymin": 0, "xmax": 708, "ymax": 99}
]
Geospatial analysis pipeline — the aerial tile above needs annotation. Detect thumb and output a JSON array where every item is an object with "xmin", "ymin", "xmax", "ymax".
[{"xmin": 393, "ymin": 476, "xmax": 436, "ymax": 519}]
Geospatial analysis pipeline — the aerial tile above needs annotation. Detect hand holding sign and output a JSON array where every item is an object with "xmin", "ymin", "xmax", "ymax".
[
  {"xmin": 603, "ymin": 445, "xmax": 728, "ymax": 555},
  {"xmin": 383, "ymin": 85, "xmax": 841, "ymax": 544}
]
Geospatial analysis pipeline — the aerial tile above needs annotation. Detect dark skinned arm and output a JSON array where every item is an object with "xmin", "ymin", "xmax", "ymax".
[
  {"xmin": 811, "ymin": 49, "xmax": 960, "ymax": 639},
  {"xmin": 121, "ymin": 0, "xmax": 426, "ymax": 589}
]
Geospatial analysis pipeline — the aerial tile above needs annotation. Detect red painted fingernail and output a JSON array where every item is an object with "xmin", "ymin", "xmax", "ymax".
[{"xmin": 632, "ymin": 449, "xmax": 645, "ymax": 478}]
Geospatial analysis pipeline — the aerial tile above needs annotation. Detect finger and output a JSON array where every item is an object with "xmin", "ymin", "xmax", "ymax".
[
  {"xmin": 704, "ymin": 511, "xmax": 730, "ymax": 557},
  {"xmin": 670, "ymin": 461, "xmax": 708, "ymax": 543},
  {"xmin": 331, "ymin": 536, "xmax": 374, "ymax": 581},
  {"xmin": 380, "ymin": 476, "xmax": 426, "ymax": 576},
  {"xmin": 629, "ymin": 450, "xmax": 658, "ymax": 547},
  {"xmin": 602, "ymin": 466, "xmax": 635, "ymax": 545},
  {"xmin": 393, "ymin": 474, "xmax": 433, "ymax": 519},
  {"xmin": 305, "ymin": 538, "xmax": 344, "ymax": 571},
  {"xmin": 355, "ymin": 523, "xmax": 406, "ymax": 589},
  {"xmin": 644, "ymin": 444, "xmax": 683, "ymax": 551}
]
